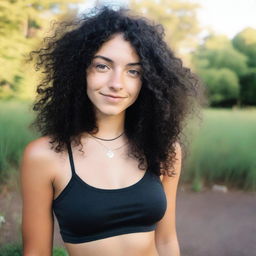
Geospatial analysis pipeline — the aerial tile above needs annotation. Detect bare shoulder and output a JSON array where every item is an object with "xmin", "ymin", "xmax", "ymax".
[
  {"xmin": 21, "ymin": 136, "xmax": 59, "ymax": 182},
  {"xmin": 23, "ymin": 136, "xmax": 54, "ymax": 157}
]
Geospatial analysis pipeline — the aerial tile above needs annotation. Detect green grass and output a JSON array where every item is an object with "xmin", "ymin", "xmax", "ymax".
[
  {"xmin": 0, "ymin": 100, "xmax": 256, "ymax": 191},
  {"xmin": 0, "ymin": 242, "xmax": 68, "ymax": 256},
  {"xmin": 0, "ymin": 100, "xmax": 38, "ymax": 184},
  {"xmin": 182, "ymin": 108, "xmax": 256, "ymax": 191}
]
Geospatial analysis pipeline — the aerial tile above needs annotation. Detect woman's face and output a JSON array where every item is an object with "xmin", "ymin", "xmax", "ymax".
[{"xmin": 86, "ymin": 33, "xmax": 142, "ymax": 118}]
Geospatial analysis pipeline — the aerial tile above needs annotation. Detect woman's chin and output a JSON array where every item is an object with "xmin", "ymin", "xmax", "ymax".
[{"xmin": 95, "ymin": 108, "xmax": 125, "ymax": 118}]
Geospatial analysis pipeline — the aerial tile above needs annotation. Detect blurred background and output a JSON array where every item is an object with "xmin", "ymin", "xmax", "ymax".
[{"xmin": 0, "ymin": 0, "xmax": 255, "ymax": 255}]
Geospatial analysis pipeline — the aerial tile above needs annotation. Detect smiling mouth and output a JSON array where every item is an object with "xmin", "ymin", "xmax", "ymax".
[
  {"xmin": 99, "ymin": 93, "xmax": 127, "ymax": 103},
  {"xmin": 100, "ymin": 93, "xmax": 126, "ymax": 98}
]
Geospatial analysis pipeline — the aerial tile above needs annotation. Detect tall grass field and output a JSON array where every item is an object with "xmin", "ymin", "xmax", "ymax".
[
  {"xmin": 182, "ymin": 108, "xmax": 256, "ymax": 191},
  {"xmin": 0, "ymin": 100, "xmax": 256, "ymax": 191}
]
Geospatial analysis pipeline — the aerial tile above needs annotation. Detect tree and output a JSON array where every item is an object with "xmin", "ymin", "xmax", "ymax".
[
  {"xmin": 0, "ymin": 0, "xmax": 83, "ymax": 99},
  {"xmin": 192, "ymin": 34, "xmax": 249, "ymax": 107},
  {"xmin": 130, "ymin": 0, "xmax": 201, "ymax": 63},
  {"xmin": 193, "ymin": 35, "xmax": 248, "ymax": 75},
  {"xmin": 199, "ymin": 68, "xmax": 239, "ymax": 106},
  {"xmin": 232, "ymin": 27, "xmax": 256, "ymax": 67},
  {"xmin": 239, "ymin": 70, "xmax": 256, "ymax": 105},
  {"xmin": 232, "ymin": 28, "xmax": 256, "ymax": 105}
]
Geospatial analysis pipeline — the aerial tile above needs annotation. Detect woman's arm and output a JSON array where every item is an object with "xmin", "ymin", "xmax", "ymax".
[
  {"xmin": 20, "ymin": 139, "xmax": 55, "ymax": 256},
  {"xmin": 155, "ymin": 142, "xmax": 182, "ymax": 256}
]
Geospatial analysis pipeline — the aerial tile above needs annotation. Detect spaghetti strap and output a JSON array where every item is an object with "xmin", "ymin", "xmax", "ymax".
[{"xmin": 67, "ymin": 141, "xmax": 76, "ymax": 176}]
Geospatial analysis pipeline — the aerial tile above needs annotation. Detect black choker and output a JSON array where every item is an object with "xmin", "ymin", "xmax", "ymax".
[{"xmin": 89, "ymin": 132, "xmax": 124, "ymax": 141}]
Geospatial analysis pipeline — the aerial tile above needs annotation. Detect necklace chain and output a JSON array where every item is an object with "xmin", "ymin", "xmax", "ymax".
[
  {"xmin": 89, "ymin": 134, "xmax": 127, "ymax": 158},
  {"xmin": 89, "ymin": 132, "xmax": 124, "ymax": 141}
]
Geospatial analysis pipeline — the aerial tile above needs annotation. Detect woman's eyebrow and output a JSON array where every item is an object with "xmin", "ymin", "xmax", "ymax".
[{"xmin": 93, "ymin": 55, "xmax": 141, "ymax": 66}]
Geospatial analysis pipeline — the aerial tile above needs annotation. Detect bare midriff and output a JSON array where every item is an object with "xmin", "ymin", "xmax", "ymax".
[{"xmin": 64, "ymin": 231, "xmax": 159, "ymax": 256}]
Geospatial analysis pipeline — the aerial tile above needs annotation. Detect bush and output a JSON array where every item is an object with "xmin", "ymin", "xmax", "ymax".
[
  {"xmin": 0, "ymin": 243, "xmax": 22, "ymax": 256},
  {"xmin": 240, "ymin": 70, "xmax": 256, "ymax": 105},
  {"xmin": 53, "ymin": 247, "xmax": 69, "ymax": 256},
  {"xmin": 200, "ymin": 68, "xmax": 239, "ymax": 106}
]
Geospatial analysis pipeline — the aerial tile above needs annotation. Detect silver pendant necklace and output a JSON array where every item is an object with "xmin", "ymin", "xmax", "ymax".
[{"xmin": 89, "ymin": 135, "xmax": 127, "ymax": 158}]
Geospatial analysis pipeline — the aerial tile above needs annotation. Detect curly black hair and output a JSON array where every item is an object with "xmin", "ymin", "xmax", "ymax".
[{"xmin": 29, "ymin": 6, "xmax": 205, "ymax": 177}]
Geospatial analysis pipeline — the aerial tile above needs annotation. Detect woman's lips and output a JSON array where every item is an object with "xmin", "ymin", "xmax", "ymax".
[{"xmin": 100, "ymin": 93, "xmax": 126, "ymax": 103}]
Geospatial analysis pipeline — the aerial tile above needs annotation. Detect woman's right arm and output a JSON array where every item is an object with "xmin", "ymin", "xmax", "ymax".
[{"xmin": 20, "ymin": 140, "xmax": 55, "ymax": 256}]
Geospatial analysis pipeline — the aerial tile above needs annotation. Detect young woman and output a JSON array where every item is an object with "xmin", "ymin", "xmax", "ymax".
[{"xmin": 21, "ymin": 6, "xmax": 202, "ymax": 256}]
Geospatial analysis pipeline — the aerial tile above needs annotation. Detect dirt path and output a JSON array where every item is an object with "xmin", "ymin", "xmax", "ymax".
[
  {"xmin": 1, "ymin": 186, "xmax": 255, "ymax": 255},
  {"xmin": 176, "ymin": 188, "xmax": 256, "ymax": 256}
]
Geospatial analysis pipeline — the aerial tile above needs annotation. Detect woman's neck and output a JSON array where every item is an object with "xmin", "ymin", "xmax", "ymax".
[{"xmin": 92, "ymin": 112, "xmax": 125, "ymax": 139}]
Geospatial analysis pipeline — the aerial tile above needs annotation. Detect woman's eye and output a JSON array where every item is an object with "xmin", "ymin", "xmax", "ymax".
[
  {"xmin": 128, "ymin": 70, "xmax": 141, "ymax": 76},
  {"xmin": 95, "ymin": 64, "xmax": 109, "ymax": 71}
]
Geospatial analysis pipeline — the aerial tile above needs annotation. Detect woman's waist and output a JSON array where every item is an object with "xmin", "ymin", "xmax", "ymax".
[{"xmin": 64, "ymin": 230, "xmax": 158, "ymax": 256}]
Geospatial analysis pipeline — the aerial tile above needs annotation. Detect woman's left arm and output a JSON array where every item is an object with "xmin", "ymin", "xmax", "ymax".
[{"xmin": 155, "ymin": 142, "xmax": 182, "ymax": 256}]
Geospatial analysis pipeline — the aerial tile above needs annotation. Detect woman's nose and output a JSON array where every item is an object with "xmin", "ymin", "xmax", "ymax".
[{"xmin": 109, "ymin": 69, "xmax": 123, "ymax": 90}]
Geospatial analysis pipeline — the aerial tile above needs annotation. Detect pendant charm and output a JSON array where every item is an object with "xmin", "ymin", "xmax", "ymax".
[{"xmin": 106, "ymin": 150, "xmax": 114, "ymax": 158}]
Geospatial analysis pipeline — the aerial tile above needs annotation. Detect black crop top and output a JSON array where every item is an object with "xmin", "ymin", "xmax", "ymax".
[{"xmin": 52, "ymin": 142, "xmax": 167, "ymax": 244}]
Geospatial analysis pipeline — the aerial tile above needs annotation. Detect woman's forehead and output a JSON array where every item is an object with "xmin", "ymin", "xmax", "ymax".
[{"xmin": 94, "ymin": 34, "xmax": 140, "ymax": 63}]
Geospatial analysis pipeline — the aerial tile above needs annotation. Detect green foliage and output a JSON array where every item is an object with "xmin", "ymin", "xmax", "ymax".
[
  {"xmin": 193, "ymin": 35, "xmax": 248, "ymax": 75},
  {"xmin": 240, "ymin": 70, "xmax": 256, "ymax": 105},
  {"xmin": 232, "ymin": 28, "xmax": 256, "ymax": 105},
  {"xmin": 0, "ymin": 242, "xmax": 22, "ymax": 256},
  {"xmin": 0, "ymin": 242, "xmax": 68, "ymax": 256},
  {"xmin": 182, "ymin": 108, "xmax": 256, "ymax": 191},
  {"xmin": 0, "ymin": 100, "xmax": 38, "ymax": 183},
  {"xmin": 192, "ymin": 34, "xmax": 253, "ymax": 106},
  {"xmin": 53, "ymin": 247, "xmax": 68, "ymax": 256},
  {"xmin": 203, "ymin": 35, "xmax": 231, "ymax": 49},
  {"xmin": 0, "ymin": 0, "xmax": 83, "ymax": 100},
  {"xmin": 191, "ymin": 176, "xmax": 203, "ymax": 192},
  {"xmin": 199, "ymin": 68, "xmax": 239, "ymax": 105},
  {"xmin": 232, "ymin": 27, "xmax": 256, "ymax": 67}
]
